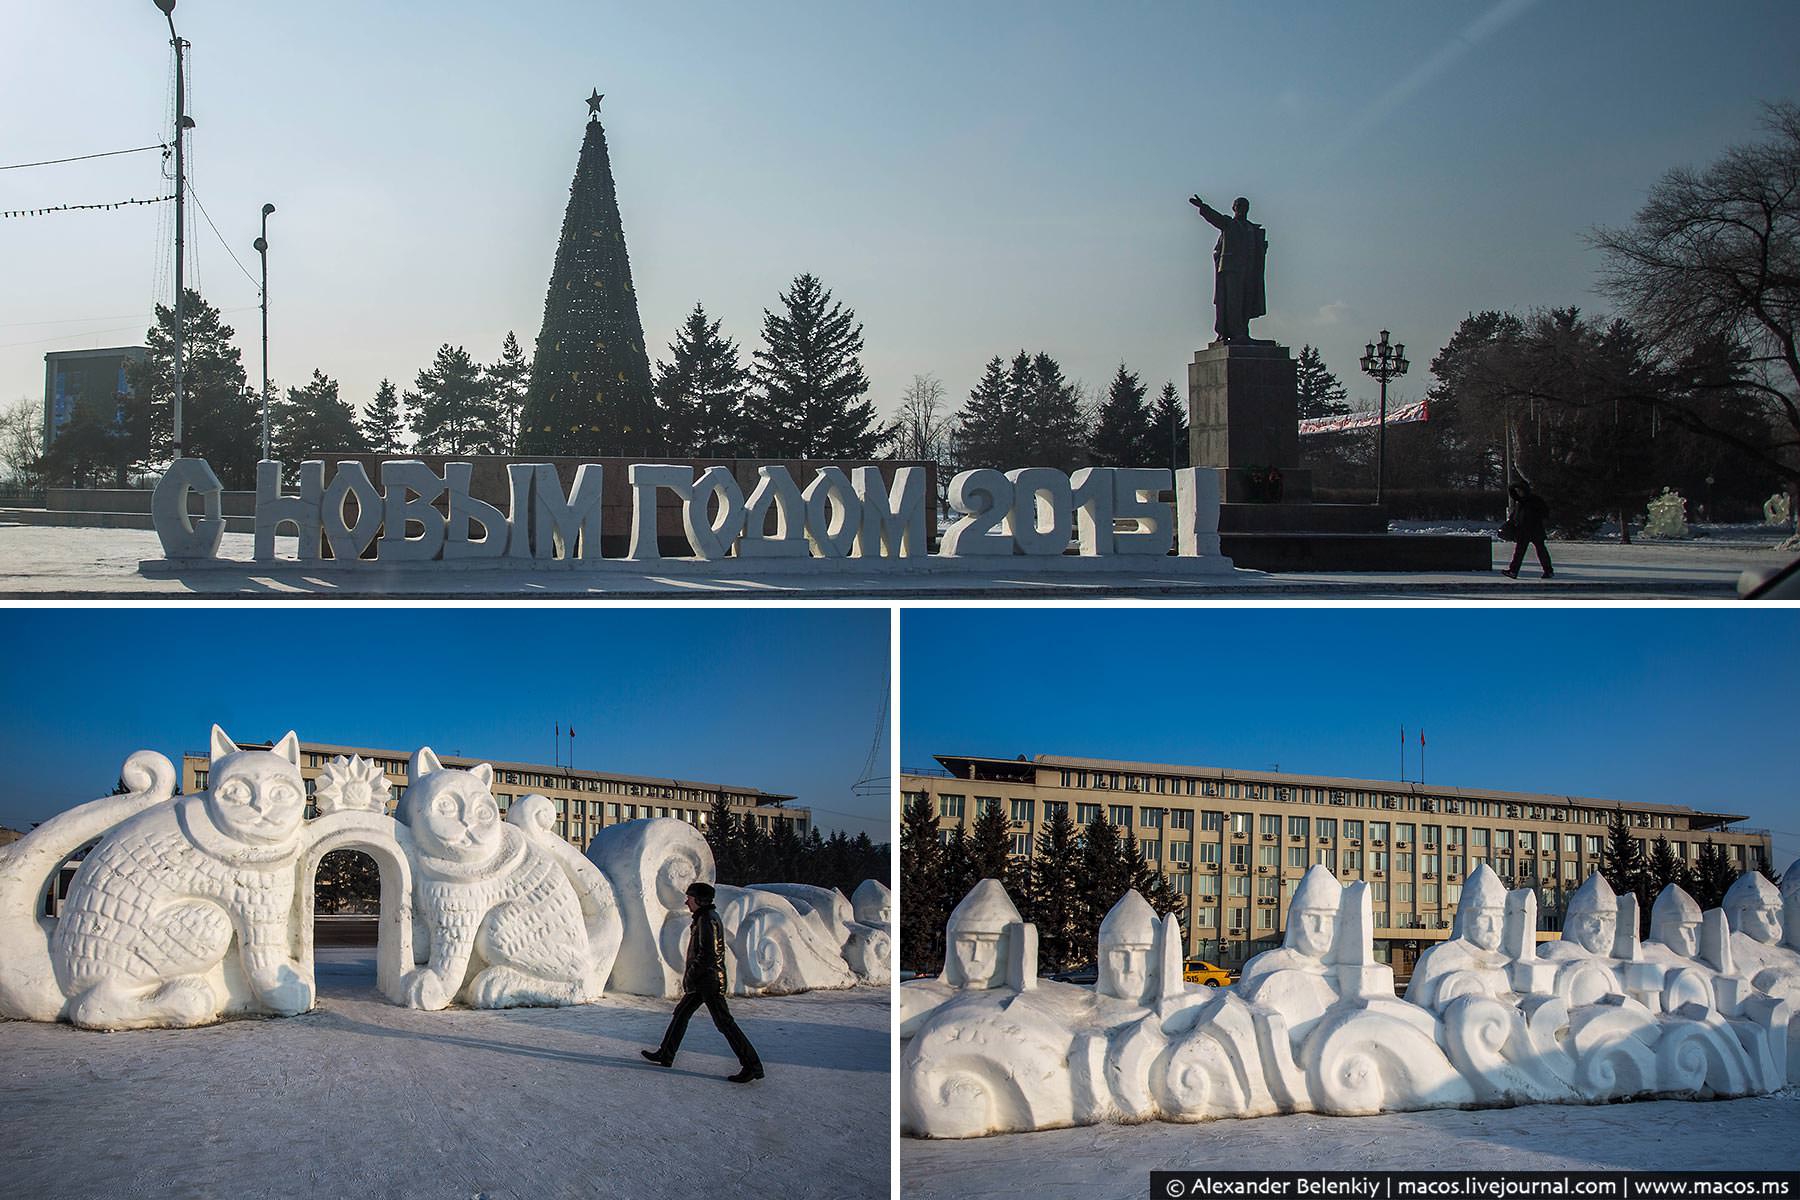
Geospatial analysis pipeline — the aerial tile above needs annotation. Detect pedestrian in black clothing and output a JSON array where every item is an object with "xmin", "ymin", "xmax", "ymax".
[
  {"xmin": 641, "ymin": 881, "xmax": 764, "ymax": 1082},
  {"xmin": 1502, "ymin": 482, "xmax": 1553, "ymax": 579}
]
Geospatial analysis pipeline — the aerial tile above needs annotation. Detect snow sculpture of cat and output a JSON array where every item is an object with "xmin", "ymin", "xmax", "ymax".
[{"xmin": 398, "ymin": 748, "xmax": 621, "ymax": 1010}]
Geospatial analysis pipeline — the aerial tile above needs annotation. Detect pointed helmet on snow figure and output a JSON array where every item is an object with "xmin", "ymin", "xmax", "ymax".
[
  {"xmin": 1286, "ymin": 865, "xmax": 1343, "ymax": 960},
  {"xmin": 1563, "ymin": 873, "xmax": 1619, "ymax": 955},
  {"xmin": 1650, "ymin": 884, "xmax": 1703, "ymax": 959},
  {"xmin": 1723, "ymin": 871, "xmax": 1783, "ymax": 945},
  {"xmin": 1454, "ymin": 863, "xmax": 1509, "ymax": 953},
  {"xmin": 1097, "ymin": 890, "xmax": 1159, "ymax": 1005},
  {"xmin": 944, "ymin": 878, "xmax": 1021, "ymax": 990}
]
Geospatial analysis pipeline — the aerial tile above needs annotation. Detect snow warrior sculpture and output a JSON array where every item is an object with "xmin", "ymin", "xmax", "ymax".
[
  {"xmin": 0, "ymin": 732, "xmax": 873, "ymax": 1031},
  {"xmin": 901, "ymin": 864, "xmax": 1796, "ymax": 1139}
]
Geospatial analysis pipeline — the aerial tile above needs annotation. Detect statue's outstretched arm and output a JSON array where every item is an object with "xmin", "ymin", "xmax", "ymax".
[{"xmin": 1189, "ymin": 195, "xmax": 1227, "ymax": 231}]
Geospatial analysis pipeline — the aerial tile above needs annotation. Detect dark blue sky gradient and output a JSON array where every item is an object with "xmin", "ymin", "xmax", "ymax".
[
  {"xmin": 902, "ymin": 609, "xmax": 1799, "ymax": 868},
  {"xmin": 0, "ymin": 608, "xmax": 891, "ymax": 840}
]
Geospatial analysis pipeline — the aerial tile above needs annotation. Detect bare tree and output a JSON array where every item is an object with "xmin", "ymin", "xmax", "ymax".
[
  {"xmin": 1591, "ymin": 102, "xmax": 1800, "ymax": 515},
  {"xmin": 889, "ymin": 373, "xmax": 951, "ymax": 462},
  {"xmin": 0, "ymin": 398, "xmax": 43, "ymax": 489}
]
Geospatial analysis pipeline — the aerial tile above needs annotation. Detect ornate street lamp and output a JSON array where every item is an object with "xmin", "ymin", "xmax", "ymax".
[
  {"xmin": 254, "ymin": 203, "xmax": 275, "ymax": 461},
  {"xmin": 1359, "ymin": 330, "xmax": 1409, "ymax": 507},
  {"xmin": 154, "ymin": 0, "xmax": 192, "ymax": 459}
]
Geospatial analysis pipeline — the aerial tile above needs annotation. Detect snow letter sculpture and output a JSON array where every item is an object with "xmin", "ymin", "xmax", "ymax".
[
  {"xmin": 0, "ymin": 730, "xmax": 312, "ymax": 1029},
  {"xmin": 902, "ymin": 866, "xmax": 1797, "ymax": 1139},
  {"xmin": 399, "ymin": 749, "xmax": 621, "ymax": 1010}
]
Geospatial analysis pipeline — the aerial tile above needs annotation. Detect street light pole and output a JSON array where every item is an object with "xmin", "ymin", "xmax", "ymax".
[
  {"xmin": 1359, "ymin": 330, "xmax": 1409, "ymax": 508},
  {"xmin": 154, "ymin": 0, "xmax": 189, "ymax": 459},
  {"xmin": 255, "ymin": 204, "xmax": 275, "ymax": 461}
]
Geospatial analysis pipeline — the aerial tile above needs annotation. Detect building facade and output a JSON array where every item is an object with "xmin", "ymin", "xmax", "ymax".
[
  {"xmin": 42, "ymin": 346, "xmax": 145, "ymax": 454},
  {"xmin": 181, "ymin": 740, "xmax": 808, "ymax": 851},
  {"xmin": 903, "ymin": 753, "xmax": 1773, "ymax": 973}
]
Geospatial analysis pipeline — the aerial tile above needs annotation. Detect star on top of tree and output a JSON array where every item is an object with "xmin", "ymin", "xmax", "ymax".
[{"xmin": 586, "ymin": 88, "xmax": 604, "ymax": 119}]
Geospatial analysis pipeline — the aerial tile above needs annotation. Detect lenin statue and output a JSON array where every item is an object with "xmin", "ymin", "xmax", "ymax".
[{"xmin": 1189, "ymin": 195, "xmax": 1267, "ymax": 343}]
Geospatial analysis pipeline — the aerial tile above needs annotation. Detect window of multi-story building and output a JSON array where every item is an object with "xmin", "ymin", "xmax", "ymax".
[
  {"xmin": 1396, "ymin": 851, "xmax": 1414, "ymax": 872},
  {"xmin": 937, "ymin": 828, "xmax": 954, "ymax": 846},
  {"xmin": 1258, "ymin": 876, "xmax": 1279, "ymax": 898},
  {"xmin": 1197, "ymin": 905, "xmax": 1217, "ymax": 926},
  {"xmin": 1448, "ymin": 855, "xmax": 1465, "ymax": 875},
  {"xmin": 1343, "ymin": 848, "xmax": 1363, "ymax": 872},
  {"xmin": 1316, "ymin": 848, "xmax": 1337, "ymax": 870},
  {"xmin": 1496, "ymin": 856, "xmax": 1513, "ymax": 876},
  {"xmin": 1198, "ymin": 875, "xmax": 1219, "ymax": 897},
  {"xmin": 1564, "ymin": 859, "xmax": 1579, "ymax": 881},
  {"xmin": 1078, "ymin": 803, "xmax": 1100, "ymax": 826},
  {"xmin": 1519, "ymin": 831, "xmax": 1536, "ymax": 853},
  {"xmin": 1229, "ymin": 876, "xmax": 1250, "ymax": 897},
  {"xmin": 1472, "ymin": 828, "xmax": 1489, "ymax": 848},
  {"xmin": 1110, "ymin": 804, "xmax": 1132, "ymax": 827},
  {"xmin": 1422, "ymin": 853, "xmax": 1440, "ymax": 874},
  {"xmin": 1228, "ymin": 907, "xmax": 1248, "ymax": 931},
  {"xmin": 1396, "ymin": 882, "xmax": 1415, "ymax": 904},
  {"xmin": 1396, "ymin": 823, "xmax": 1415, "ymax": 845},
  {"xmin": 1422, "ymin": 882, "xmax": 1440, "ymax": 904},
  {"xmin": 1229, "ymin": 843, "xmax": 1248, "ymax": 867},
  {"xmin": 1145, "ymin": 840, "xmax": 1161, "ymax": 862},
  {"xmin": 1257, "ymin": 908, "xmax": 1276, "ymax": 930},
  {"xmin": 1231, "ymin": 812, "xmax": 1251, "ymax": 836},
  {"xmin": 1494, "ymin": 830, "xmax": 1513, "ymax": 851},
  {"xmin": 1370, "ymin": 821, "xmax": 1389, "ymax": 843},
  {"xmin": 1010, "ymin": 798, "xmax": 1034, "ymax": 822},
  {"xmin": 940, "ymin": 794, "xmax": 965, "ymax": 818},
  {"xmin": 1172, "ymin": 873, "xmax": 1192, "ymax": 895},
  {"xmin": 1371, "ymin": 850, "xmax": 1388, "ymax": 871},
  {"xmin": 971, "ymin": 796, "xmax": 997, "ymax": 816},
  {"xmin": 1045, "ymin": 800, "xmax": 1068, "ymax": 822},
  {"xmin": 607, "ymin": 803, "xmax": 620, "ymax": 820},
  {"xmin": 1287, "ymin": 846, "xmax": 1306, "ymax": 868},
  {"xmin": 1257, "ymin": 845, "xmax": 1278, "ymax": 867},
  {"xmin": 1565, "ymin": 834, "xmax": 1579, "ymax": 853},
  {"xmin": 1446, "ymin": 826, "xmax": 1464, "ymax": 846},
  {"xmin": 1288, "ymin": 816, "xmax": 1309, "ymax": 838},
  {"xmin": 1422, "ymin": 825, "xmax": 1440, "ymax": 848},
  {"xmin": 1171, "ymin": 810, "xmax": 1192, "ymax": 830},
  {"xmin": 1010, "ymin": 833, "xmax": 1031, "ymax": 856},
  {"xmin": 1585, "ymin": 835, "xmax": 1601, "ymax": 856},
  {"xmin": 1370, "ymin": 881, "xmax": 1388, "ymax": 903},
  {"xmin": 1447, "ymin": 882, "xmax": 1463, "ymax": 906},
  {"xmin": 1170, "ymin": 841, "xmax": 1191, "ymax": 864},
  {"xmin": 1142, "ymin": 807, "xmax": 1163, "ymax": 827},
  {"xmin": 1345, "ymin": 820, "xmax": 1363, "ymax": 840},
  {"xmin": 1258, "ymin": 814, "xmax": 1280, "ymax": 836},
  {"xmin": 1317, "ymin": 818, "xmax": 1337, "ymax": 840},
  {"xmin": 1198, "ymin": 842, "xmax": 1220, "ymax": 864},
  {"xmin": 1229, "ymin": 783, "xmax": 1241, "ymax": 799},
  {"xmin": 1201, "ymin": 810, "xmax": 1223, "ymax": 831}
]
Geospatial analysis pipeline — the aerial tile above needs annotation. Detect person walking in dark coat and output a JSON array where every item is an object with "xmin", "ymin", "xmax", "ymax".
[
  {"xmin": 1502, "ymin": 481, "xmax": 1553, "ymax": 579},
  {"xmin": 641, "ymin": 882, "xmax": 764, "ymax": 1082}
]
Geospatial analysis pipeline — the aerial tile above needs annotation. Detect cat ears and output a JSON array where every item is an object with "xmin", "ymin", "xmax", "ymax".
[
  {"xmin": 409, "ymin": 746, "xmax": 494, "ymax": 788},
  {"xmin": 210, "ymin": 726, "xmax": 300, "ymax": 768}
]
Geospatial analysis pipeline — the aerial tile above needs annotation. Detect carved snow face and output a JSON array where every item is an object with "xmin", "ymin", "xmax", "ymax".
[
  {"xmin": 1570, "ymin": 911, "xmax": 1616, "ymax": 955},
  {"xmin": 1741, "ymin": 903, "xmax": 1783, "ymax": 945},
  {"xmin": 1466, "ymin": 906, "xmax": 1504, "ymax": 953},
  {"xmin": 1291, "ymin": 908, "xmax": 1336, "ymax": 959},
  {"xmin": 1105, "ymin": 944, "xmax": 1153, "ymax": 1004},
  {"xmin": 1668, "ymin": 920, "xmax": 1700, "ymax": 958},
  {"xmin": 406, "ymin": 752, "xmax": 501, "ymax": 865},
  {"xmin": 950, "ymin": 932, "xmax": 1001, "ymax": 989},
  {"xmin": 205, "ymin": 728, "xmax": 305, "ymax": 846}
]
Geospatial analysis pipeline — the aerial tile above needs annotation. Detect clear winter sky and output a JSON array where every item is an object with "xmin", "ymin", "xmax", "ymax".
[
  {"xmin": 901, "ymin": 609, "xmax": 1800, "ymax": 870},
  {"xmin": 5, "ymin": 1, "xmax": 1798, "ymax": 429},
  {"xmin": 0, "ymin": 608, "xmax": 891, "ymax": 841}
]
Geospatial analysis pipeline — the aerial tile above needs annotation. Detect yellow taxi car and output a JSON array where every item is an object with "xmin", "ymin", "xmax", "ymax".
[{"xmin": 1183, "ymin": 958, "xmax": 1232, "ymax": 987}]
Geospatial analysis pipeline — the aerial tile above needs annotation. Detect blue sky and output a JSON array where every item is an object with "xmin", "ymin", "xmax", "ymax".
[
  {"xmin": 0, "ymin": 608, "xmax": 891, "ymax": 840},
  {"xmin": 902, "ymin": 609, "xmax": 1800, "ymax": 869},
  {"xmin": 5, "ymin": 1, "xmax": 1798, "ymax": 434}
]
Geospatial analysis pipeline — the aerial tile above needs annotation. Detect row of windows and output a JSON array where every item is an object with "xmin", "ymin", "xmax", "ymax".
[{"xmin": 280, "ymin": 754, "xmax": 767, "ymax": 808}]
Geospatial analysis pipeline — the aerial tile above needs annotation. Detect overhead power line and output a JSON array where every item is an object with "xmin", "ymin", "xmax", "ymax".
[
  {"xmin": 186, "ymin": 184, "xmax": 260, "ymax": 293},
  {"xmin": 0, "ymin": 143, "xmax": 167, "ymax": 172}
]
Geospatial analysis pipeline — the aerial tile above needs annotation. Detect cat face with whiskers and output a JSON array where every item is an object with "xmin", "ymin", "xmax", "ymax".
[
  {"xmin": 205, "ymin": 727, "xmax": 305, "ymax": 846},
  {"xmin": 405, "ymin": 748, "xmax": 501, "ymax": 865}
]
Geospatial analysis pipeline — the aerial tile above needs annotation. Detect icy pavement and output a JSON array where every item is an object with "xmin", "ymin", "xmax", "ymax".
[
  {"xmin": 1, "ymin": 523, "xmax": 1793, "ymax": 599},
  {"xmin": 1, "ymin": 951, "xmax": 890, "ymax": 1200},
  {"xmin": 902, "ymin": 1091, "xmax": 1800, "ymax": 1200}
]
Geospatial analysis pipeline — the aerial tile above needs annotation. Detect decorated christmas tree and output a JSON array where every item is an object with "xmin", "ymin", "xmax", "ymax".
[{"xmin": 519, "ymin": 91, "xmax": 656, "ymax": 456}]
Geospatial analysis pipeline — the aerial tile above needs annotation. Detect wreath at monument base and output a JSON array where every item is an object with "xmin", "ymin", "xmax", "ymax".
[{"xmin": 1242, "ymin": 465, "xmax": 1284, "ymax": 504}]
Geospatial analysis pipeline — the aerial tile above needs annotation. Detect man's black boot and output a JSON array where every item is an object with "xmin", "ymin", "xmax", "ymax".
[
  {"xmin": 641, "ymin": 1049, "xmax": 672, "ymax": 1067},
  {"xmin": 728, "ymin": 1064, "xmax": 764, "ymax": 1083}
]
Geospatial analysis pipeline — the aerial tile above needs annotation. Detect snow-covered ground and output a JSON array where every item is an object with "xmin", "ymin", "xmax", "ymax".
[
  {"xmin": 1, "ymin": 949, "xmax": 890, "ymax": 1200},
  {"xmin": 1, "ymin": 522, "xmax": 1793, "ymax": 598},
  {"xmin": 902, "ymin": 1090, "xmax": 1800, "ymax": 1200}
]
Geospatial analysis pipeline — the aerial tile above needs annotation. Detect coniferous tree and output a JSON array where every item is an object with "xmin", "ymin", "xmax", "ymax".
[
  {"xmin": 768, "ymin": 818, "xmax": 804, "ymax": 882},
  {"xmin": 1601, "ymin": 809, "xmax": 1650, "ymax": 930},
  {"xmin": 953, "ymin": 356, "xmax": 1016, "ymax": 469},
  {"xmin": 1091, "ymin": 363, "xmax": 1156, "ymax": 466},
  {"xmin": 747, "ymin": 273, "xmax": 881, "ymax": 458},
  {"xmin": 271, "ymin": 369, "xmax": 370, "ymax": 463},
  {"xmin": 1295, "ymin": 344, "xmax": 1352, "ymax": 419},
  {"xmin": 967, "ymin": 799, "xmax": 1013, "ymax": 883},
  {"xmin": 900, "ymin": 791, "xmax": 945, "ymax": 972},
  {"xmin": 121, "ymin": 288, "xmax": 258, "ymax": 486},
  {"xmin": 409, "ymin": 345, "xmax": 501, "ymax": 456},
  {"xmin": 486, "ymin": 332, "xmax": 530, "ymax": 456},
  {"xmin": 740, "ymin": 817, "xmax": 770, "ymax": 883},
  {"xmin": 707, "ymin": 793, "xmax": 743, "ymax": 885},
  {"xmin": 655, "ymin": 303, "xmax": 750, "ymax": 456},
  {"xmin": 1690, "ymin": 838, "xmax": 1736, "ymax": 911},
  {"xmin": 1016, "ymin": 352, "xmax": 1090, "ymax": 474},
  {"xmin": 38, "ymin": 405, "xmax": 126, "ymax": 488},
  {"xmin": 1078, "ymin": 813, "xmax": 1128, "ymax": 962},
  {"xmin": 1029, "ymin": 805, "xmax": 1083, "ymax": 974},
  {"xmin": 1153, "ymin": 380, "xmax": 1189, "ymax": 472},
  {"xmin": 1646, "ymin": 835, "xmax": 1685, "ymax": 898},
  {"xmin": 520, "ymin": 106, "xmax": 657, "ymax": 456},
  {"xmin": 359, "ymin": 379, "xmax": 409, "ymax": 454}
]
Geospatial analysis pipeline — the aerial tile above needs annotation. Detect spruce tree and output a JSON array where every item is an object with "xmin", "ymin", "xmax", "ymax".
[
  {"xmin": 968, "ymin": 799, "xmax": 1013, "ymax": 882},
  {"xmin": 272, "ymin": 370, "xmax": 369, "ymax": 463},
  {"xmin": 520, "ymin": 101, "xmax": 657, "ymax": 456},
  {"xmin": 486, "ymin": 332, "xmax": 530, "ymax": 456},
  {"xmin": 1690, "ymin": 838, "xmax": 1736, "ymax": 911},
  {"xmin": 746, "ymin": 273, "xmax": 881, "ymax": 458},
  {"xmin": 1646, "ymin": 835, "xmax": 1684, "ymax": 898},
  {"xmin": 900, "ymin": 791, "xmax": 945, "ymax": 972},
  {"xmin": 1030, "ymin": 806, "xmax": 1082, "ymax": 973},
  {"xmin": 656, "ymin": 302, "xmax": 750, "ymax": 456},
  {"xmin": 953, "ymin": 356, "xmax": 1016, "ymax": 469},
  {"xmin": 122, "ymin": 288, "xmax": 259, "ymax": 486},
  {"xmin": 360, "ymin": 379, "xmax": 409, "ymax": 454},
  {"xmin": 1078, "ymin": 813, "xmax": 1128, "ymax": 962},
  {"xmin": 1295, "ymin": 344, "xmax": 1352, "ymax": 419},
  {"xmin": 941, "ymin": 825, "xmax": 974, "ymax": 924},
  {"xmin": 409, "ymin": 345, "xmax": 501, "ymax": 456},
  {"xmin": 1153, "ymin": 380, "xmax": 1189, "ymax": 471},
  {"xmin": 1016, "ymin": 352, "xmax": 1090, "ymax": 474},
  {"xmin": 706, "ymin": 793, "xmax": 742, "ymax": 885},
  {"xmin": 1091, "ymin": 363, "xmax": 1155, "ymax": 466},
  {"xmin": 1600, "ymin": 809, "xmax": 1645, "ymax": 911}
]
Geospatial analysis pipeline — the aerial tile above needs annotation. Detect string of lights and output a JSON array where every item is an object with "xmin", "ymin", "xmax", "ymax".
[{"xmin": 0, "ymin": 195, "xmax": 173, "ymax": 220}]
